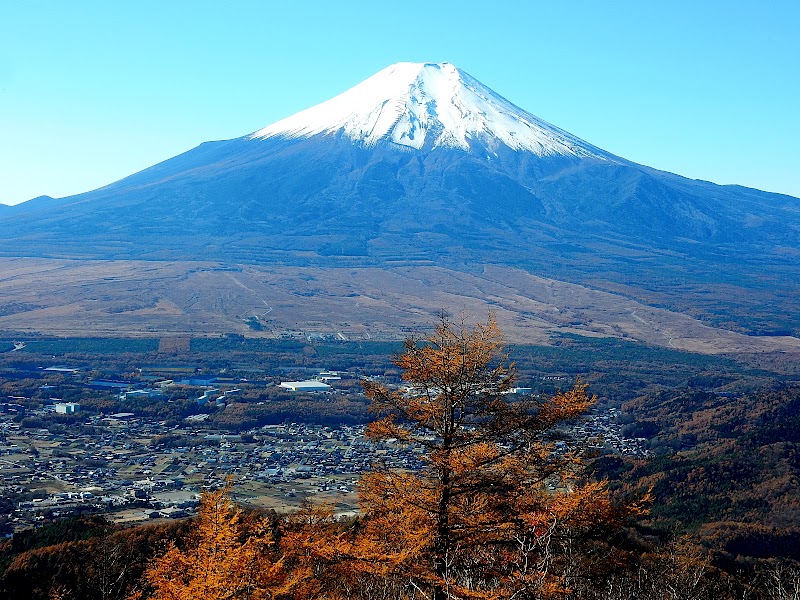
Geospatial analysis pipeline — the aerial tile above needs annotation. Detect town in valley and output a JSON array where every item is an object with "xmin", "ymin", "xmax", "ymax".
[{"xmin": 0, "ymin": 336, "xmax": 648, "ymax": 536}]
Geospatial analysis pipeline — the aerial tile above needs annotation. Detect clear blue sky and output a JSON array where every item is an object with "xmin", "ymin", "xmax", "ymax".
[{"xmin": 1, "ymin": 0, "xmax": 798, "ymax": 205}]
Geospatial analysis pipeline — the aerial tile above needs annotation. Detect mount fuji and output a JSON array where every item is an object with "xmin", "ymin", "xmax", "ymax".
[
  {"xmin": 1, "ymin": 62, "xmax": 799, "ymax": 345},
  {"xmin": 250, "ymin": 62, "xmax": 607, "ymax": 158}
]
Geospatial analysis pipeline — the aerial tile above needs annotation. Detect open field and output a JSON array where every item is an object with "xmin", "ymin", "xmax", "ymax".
[{"xmin": 1, "ymin": 258, "xmax": 799, "ymax": 355}]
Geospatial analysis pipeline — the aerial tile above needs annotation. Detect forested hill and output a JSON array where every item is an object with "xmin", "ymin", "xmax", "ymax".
[{"xmin": 595, "ymin": 385, "xmax": 800, "ymax": 569}]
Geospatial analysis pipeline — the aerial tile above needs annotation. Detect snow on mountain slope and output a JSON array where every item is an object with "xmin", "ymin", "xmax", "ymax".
[{"xmin": 250, "ymin": 62, "xmax": 608, "ymax": 158}]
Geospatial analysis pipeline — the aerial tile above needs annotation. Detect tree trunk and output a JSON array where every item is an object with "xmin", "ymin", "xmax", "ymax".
[{"xmin": 433, "ymin": 440, "xmax": 452, "ymax": 600}]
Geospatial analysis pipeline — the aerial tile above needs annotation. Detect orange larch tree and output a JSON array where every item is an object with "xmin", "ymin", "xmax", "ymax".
[
  {"xmin": 132, "ymin": 483, "xmax": 283, "ymax": 600},
  {"xmin": 360, "ymin": 314, "xmax": 645, "ymax": 599}
]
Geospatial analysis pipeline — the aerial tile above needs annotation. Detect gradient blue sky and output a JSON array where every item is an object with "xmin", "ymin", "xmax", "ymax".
[{"xmin": 1, "ymin": 0, "xmax": 798, "ymax": 205}]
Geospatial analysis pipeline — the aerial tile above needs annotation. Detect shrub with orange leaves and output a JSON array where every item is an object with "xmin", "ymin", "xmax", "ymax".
[{"xmin": 130, "ymin": 482, "xmax": 283, "ymax": 600}]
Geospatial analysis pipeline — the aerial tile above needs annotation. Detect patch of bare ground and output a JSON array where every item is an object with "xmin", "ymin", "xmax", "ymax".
[{"xmin": 0, "ymin": 257, "xmax": 798, "ymax": 355}]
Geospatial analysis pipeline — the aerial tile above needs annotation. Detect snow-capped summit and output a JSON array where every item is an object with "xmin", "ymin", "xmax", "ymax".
[{"xmin": 250, "ymin": 62, "xmax": 606, "ymax": 158}]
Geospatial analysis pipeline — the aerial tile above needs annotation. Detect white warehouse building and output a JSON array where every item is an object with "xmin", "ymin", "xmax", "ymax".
[
  {"xmin": 54, "ymin": 402, "xmax": 81, "ymax": 414},
  {"xmin": 279, "ymin": 380, "xmax": 332, "ymax": 392}
]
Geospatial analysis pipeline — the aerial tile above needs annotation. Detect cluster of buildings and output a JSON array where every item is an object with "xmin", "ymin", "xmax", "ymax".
[
  {"xmin": 0, "ymin": 361, "xmax": 648, "ymax": 535},
  {"xmin": 0, "ymin": 402, "xmax": 422, "ymax": 531},
  {"xmin": 578, "ymin": 407, "xmax": 650, "ymax": 457},
  {"xmin": 108, "ymin": 370, "xmax": 339, "ymax": 403}
]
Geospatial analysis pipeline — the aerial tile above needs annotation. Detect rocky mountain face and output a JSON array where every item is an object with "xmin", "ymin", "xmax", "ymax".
[{"xmin": 1, "ymin": 62, "xmax": 798, "ymax": 338}]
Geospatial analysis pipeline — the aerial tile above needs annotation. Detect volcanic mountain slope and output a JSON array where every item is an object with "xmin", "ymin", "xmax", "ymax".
[{"xmin": 1, "ymin": 62, "xmax": 798, "ymax": 341}]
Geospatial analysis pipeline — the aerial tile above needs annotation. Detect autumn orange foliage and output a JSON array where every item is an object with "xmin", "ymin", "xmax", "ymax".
[
  {"xmin": 132, "ymin": 481, "xmax": 283, "ymax": 600},
  {"xmin": 134, "ymin": 315, "xmax": 646, "ymax": 600},
  {"xmin": 358, "ymin": 314, "xmax": 647, "ymax": 599}
]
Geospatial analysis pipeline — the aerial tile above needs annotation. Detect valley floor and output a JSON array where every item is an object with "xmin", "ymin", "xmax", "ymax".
[{"xmin": 1, "ymin": 258, "xmax": 798, "ymax": 355}]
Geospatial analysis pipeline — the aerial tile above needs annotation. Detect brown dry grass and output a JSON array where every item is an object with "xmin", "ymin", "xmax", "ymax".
[{"xmin": 0, "ymin": 257, "xmax": 798, "ymax": 355}]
